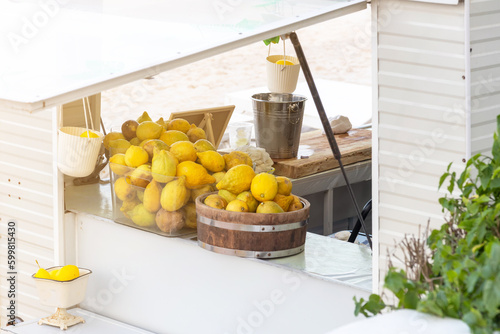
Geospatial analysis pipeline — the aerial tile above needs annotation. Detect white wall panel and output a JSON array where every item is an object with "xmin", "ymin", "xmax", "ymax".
[
  {"xmin": 0, "ymin": 106, "xmax": 57, "ymax": 326},
  {"xmin": 470, "ymin": 0, "xmax": 500, "ymax": 155},
  {"xmin": 374, "ymin": 0, "xmax": 466, "ymax": 289}
]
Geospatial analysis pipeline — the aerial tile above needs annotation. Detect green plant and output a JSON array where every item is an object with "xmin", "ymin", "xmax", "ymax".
[{"xmin": 355, "ymin": 115, "xmax": 500, "ymax": 334}]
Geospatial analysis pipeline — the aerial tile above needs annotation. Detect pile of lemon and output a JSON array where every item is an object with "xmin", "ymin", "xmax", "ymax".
[
  {"xmin": 204, "ymin": 165, "xmax": 302, "ymax": 213},
  {"xmin": 34, "ymin": 262, "xmax": 80, "ymax": 281},
  {"xmin": 107, "ymin": 112, "xmax": 276, "ymax": 233}
]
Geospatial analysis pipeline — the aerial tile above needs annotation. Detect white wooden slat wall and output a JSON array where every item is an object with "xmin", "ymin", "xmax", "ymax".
[
  {"xmin": 375, "ymin": 0, "xmax": 467, "ymax": 287},
  {"xmin": 470, "ymin": 0, "xmax": 500, "ymax": 155},
  {"xmin": 0, "ymin": 107, "xmax": 57, "ymax": 325}
]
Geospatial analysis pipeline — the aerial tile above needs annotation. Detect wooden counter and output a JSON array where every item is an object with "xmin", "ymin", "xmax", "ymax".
[{"xmin": 273, "ymin": 129, "xmax": 372, "ymax": 179}]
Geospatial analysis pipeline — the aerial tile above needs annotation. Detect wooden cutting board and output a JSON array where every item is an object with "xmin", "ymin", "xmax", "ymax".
[{"xmin": 272, "ymin": 128, "xmax": 372, "ymax": 179}]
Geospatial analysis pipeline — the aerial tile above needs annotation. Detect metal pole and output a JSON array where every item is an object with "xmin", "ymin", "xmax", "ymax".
[{"xmin": 289, "ymin": 32, "xmax": 372, "ymax": 250}]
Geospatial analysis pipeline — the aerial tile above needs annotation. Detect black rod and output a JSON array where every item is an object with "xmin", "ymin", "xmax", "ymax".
[{"xmin": 289, "ymin": 32, "xmax": 372, "ymax": 250}]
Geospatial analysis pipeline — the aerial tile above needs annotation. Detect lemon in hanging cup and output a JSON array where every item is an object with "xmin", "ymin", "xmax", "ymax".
[{"xmin": 266, "ymin": 55, "xmax": 300, "ymax": 94}]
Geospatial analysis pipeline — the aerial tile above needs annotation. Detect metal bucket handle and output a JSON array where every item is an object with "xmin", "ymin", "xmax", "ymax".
[{"xmin": 288, "ymin": 103, "xmax": 301, "ymax": 124}]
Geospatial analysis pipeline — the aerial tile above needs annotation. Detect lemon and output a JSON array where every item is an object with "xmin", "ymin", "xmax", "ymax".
[
  {"xmin": 218, "ymin": 189, "xmax": 237, "ymax": 203},
  {"xmin": 273, "ymin": 194, "xmax": 294, "ymax": 212},
  {"xmin": 49, "ymin": 269, "xmax": 60, "ymax": 280},
  {"xmin": 204, "ymin": 194, "xmax": 227, "ymax": 210},
  {"xmin": 276, "ymin": 59, "xmax": 294, "ymax": 65},
  {"xmin": 168, "ymin": 118, "xmax": 191, "ymax": 133},
  {"xmin": 143, "ymin": 180, "xmax": 163, "ymax": 213},
  {"xmin": 251, "ymin": 173, "xmax": 278, "ymax": 202},
  {"xmin": 170, "ymin": 141, "xmax": 198, "ymax": 162},
  {"xmin": 109, "ymin": 153, "xmax": 129, "ymax": 176},
  {"xmin": 276, "ymin": 176, "xmax": 293, "ymax": 196},
  {"xmin": 161, "ymin": 176, "xmax": 190, "ymax": 211},
  {"xmin": 236, "ymin": 191, "xmax": 259, "ymax": 212},
  {"xmin": 137, "ymin": 111, "xmax": 152, "ymax": 123},
  {"xmin": 194, "ymin": 139, "xmax": 216, "ymax": 152},
  {"xmin": 142, "ymin": 139, "xmax": 170, "ymax": 162},
  {"xmin": 114, "ymin": 177, "xmax": 136, "ymax": 202},
  {"xmin": 176, "ymin": 161, "xmax": 216, "ymax": 189},
  {"xmin": 136, "ymin": 121, "xmax": 163, "ymax": 141},
  {"xmin": 127, "ymin": 203, "xmax": 156, "ymax": 227},
  {"xmin": 287, "ymin": 195, "xmax": 304, "ymax": 212},
  {"xmin": 223, "ymin": 151, "xmax": 253, "ymax": 170},
  {"xmin": 187, "ymin": 125, "xmax": 206, "ymax": 142},
  {"xmin": 211, "ymin": 171, "xmax": 226, "ymax": 183},
  {"xmin": 256, "ymin": 201, "xmax": 284, "ymax": 214},
  {"xmin": 129, "ymin": 137, "xmax": 141, "ymax": 146},
  {"xmin": 120, "ymin": 198, "xmax": 141, "ymax": 218},
  {"xmin": 34, "ymin": 268, "xmax": 51, "ymax": 279},
  {"xmin": 152, "ymin": 149, "xmax": 178, "ymax": 183},
  {"xmin": 55, "ymin": 265, "xmax": 80, "ymax": 281},
  {"xmin": 124, "ymin": 145, "xmax": 149, "ymax": 167},
  {"xmin": 121, "ymin": 120, "xmax": 139, "ymax": 140},
  {"xmin": 109, "ymin": 139, "xmax": 131, "ymax": 156},
  {"xmin": 156, "ymin": 117, "xmax": 169, "ymax": 129},
  {"xmin": 190, "ymin": 184, "xmax": 214, "ymax": 202},
  {"xmin": 160, "ymin": 130, "xmax": 190, "ymax": 146},
  {"xmin": 126, "ymin": 164, "xmax": 152, "ymax": 188},
  {"xmin": 182, "ymin": 202, "xmax": 197, "ymax": 229},
  {"xmin": 216, "ymin": 164, "xmax": 255, "ymax": 194},
  {"xmin": 103, "ymin": 132, "xmax": 125, "ymax": 149},
  {"xmin": 197, "ymin": 151, "xmax": 225, "ymax": 172},
  {"xmin": 226, "ymin": 199, "xmax": 249, "ymax": 212},
  {"xmin": 80, "ymin": 130, "xmax": 99, "ymax": 138}
]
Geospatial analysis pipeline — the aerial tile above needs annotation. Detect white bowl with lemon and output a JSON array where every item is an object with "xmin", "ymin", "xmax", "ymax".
[{"xmin": 32, "ymin": 263, "xmax": 92, "ymax": 329}]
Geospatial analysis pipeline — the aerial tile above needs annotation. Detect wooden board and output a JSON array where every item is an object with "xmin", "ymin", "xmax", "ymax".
[
  {"xmin": 169, "ymin": 105, "xmax": 234, "ymax": 149},
  {"xmin": 273, "ymin": 128, "xmax": 372, "ymax": 179}
]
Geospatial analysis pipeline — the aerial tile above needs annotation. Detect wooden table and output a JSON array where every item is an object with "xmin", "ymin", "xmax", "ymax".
[{"xmin": 274, "ymin": 129, "xmax": 372, "ymax": 235}]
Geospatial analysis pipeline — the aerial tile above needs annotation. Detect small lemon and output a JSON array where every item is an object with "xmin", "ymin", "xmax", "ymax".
[
  {"xmin": 167, "ymin": 118, "xmax": 191, "ymax": 133},
  {"xmin": 204, "ymin": 194, "xmax": 227, "ymax": 210},
  {"xmin": 114, "ymin": 177, "xmax": 136, "ymax": 201},
  {"xmin": 276, "ymin": 59, "xmax": 294, "ymax": 65},
  {"xmin": 55, "ymin": 265, "xmax": 80, "ymax": 281},
  {"xmin": 137, "ymin": 111, "xmax": 152, "ymax": 123},
  {"xmin": 80, "ymin": 130, "xmax": 99, "ymax": 138},
  {"xmin": 49, "ymin": 269, "xmax": 60, "ymax": 280},
  {"xmin": 218, "ymin": 189, "xmax": 237, "ymax": 203},
  {"xmin": 170, "ymin": 141, "xmax": 198, "ymax": 162},
  {"xmin": 103, "ymin": 132, "xmax": 126, "ymax": 149},
  {"xmin": 194, "ymin": 139, "xmax": 216, "ymax": 152},
  {"xmin": 124, "ymin": 145, "xmax": 149, "ymax": 167},
  {"xmin": 197, "ymin": 151, "xmax": 225, "ymax": 172},
  {"xmin": 34, "ymin": 268, "xmax": 51, "ymax": 279},
  {"xmin": 109, "ymin": 153, "xmax": 130, "ymax": 176},
  {"xmin": 251, "ymin": 173, "xmax": 278, "ymax": 202},
  {"xmin": 216, "ymin": 164, "xmax": 255, "ymax": 194},
  {"xmin": 287, "ymin": 195, "xmax": 304, "ymax": 212},
  {"xmin": 108, "ymin": 139, "xmax": 131, "ymax": 156},
  {"xmin": 273, "ymin": 194, "xmax": 294, "ymax": 212},
  {"xmin": 256, "ymin": 201, "xmax": 284, "ymax": 214},
  {"xmin": 276, "ymin": 176, "xmax": 293, "ymax": 196},
  {"xmin": 226, "ymin": 199, "xmax": 249, "ymax": 212},
  {"xmin": 136, "ymin": 121, "xmax": 163, "ymax": 141},
  {"xmin": 211, "ymin": 171, "xmax": 226, "ymax": 183},
  {"xmin": 236, "ymin": 191, "xmax": 259, "ymax": 212},
  {"xmin": 187, "ymin": 125, "xmax": 206, "ymax": 142},
  {"xmin": 223, "ymin": 151, "xmax": 253, "ymax": 170},
  {"xmin": 160, "ymin": 130, "xmax": 190, "ymax": 146},
  {"xmin": 176, "ymin": 161, "xmax": 215, "ymax": 189}
]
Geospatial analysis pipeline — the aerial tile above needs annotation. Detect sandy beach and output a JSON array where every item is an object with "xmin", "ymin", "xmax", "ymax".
[{"xmin": 101, "ymin": 9, "xmax": 371, "ymax": 133}]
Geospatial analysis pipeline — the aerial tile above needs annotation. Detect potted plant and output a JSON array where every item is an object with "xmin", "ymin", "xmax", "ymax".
[{"xmin": 354, "ymin": 116, "xmax": 500, "ymax": 334}]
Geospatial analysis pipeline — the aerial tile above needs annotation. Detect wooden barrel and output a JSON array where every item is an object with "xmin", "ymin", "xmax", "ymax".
[{"xmin": 195, "ymin": 193, "xmax": 310, "ymax": 259}]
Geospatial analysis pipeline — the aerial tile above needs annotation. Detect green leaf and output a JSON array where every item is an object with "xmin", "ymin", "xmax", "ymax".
[
  {"xmin": 417, "ymin": 299, "xmax": 444, "ymax": 317},
  {"xmin": 402, "ymin": 289, "xmax": 419, "ymax": 309},
  {"xmin": 262, "ymin": 36, "xmax": 280, "ymax": 46},
  {"xmin": 463, "ymin": 308, "xmax": 487, "ymax": 328}
]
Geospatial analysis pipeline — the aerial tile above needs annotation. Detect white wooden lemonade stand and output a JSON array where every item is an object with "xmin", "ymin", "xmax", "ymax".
[
  {"xmin": 0, "ymin": 1, "xmax": 373, "ymax": 333},
  {"xmin": 2, "ymin": 0, "xmax": 499, "ymax": 333}
]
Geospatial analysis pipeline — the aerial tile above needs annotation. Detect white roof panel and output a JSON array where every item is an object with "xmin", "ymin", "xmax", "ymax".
[{"xmin": 0, "ymin": 0, "xmax": 366, "ymax": 111}]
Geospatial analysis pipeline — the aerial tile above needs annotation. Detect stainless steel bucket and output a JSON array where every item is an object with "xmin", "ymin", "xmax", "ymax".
[{"xmin": 252, "ymin": 93, "xmax": 307, "ymax": 159}]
